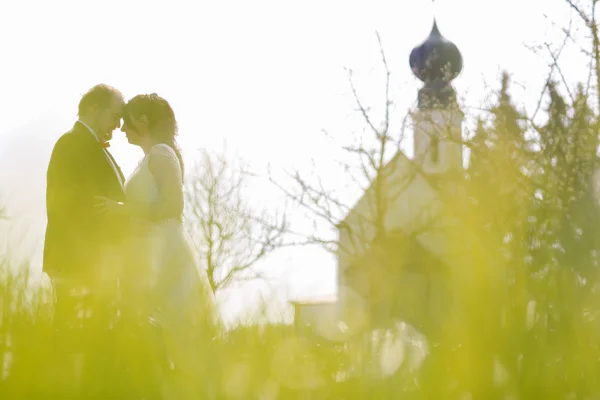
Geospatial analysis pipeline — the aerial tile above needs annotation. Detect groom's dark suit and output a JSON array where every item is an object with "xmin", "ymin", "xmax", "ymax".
[
  {"xmin": 43, "ymin": 121, "xmax": 126, "ymax": 284},
  {"xmin": 43, "ymin": 121, "xmax": 130, "ymax": 397}
]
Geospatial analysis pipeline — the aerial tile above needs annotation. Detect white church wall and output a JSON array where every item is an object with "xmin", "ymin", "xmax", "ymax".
[
  {"xmin": 412, "ymin": 109, "xmax": 463, "ymax": 174},
  {"xmin": 335, "ymin": 108, "xmax": 466, "ymax": 330}
]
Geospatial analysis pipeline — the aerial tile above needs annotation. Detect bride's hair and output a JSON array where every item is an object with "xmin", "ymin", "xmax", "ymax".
[{"xmin": 123, "ymin": 93, "xmax": 184, "ymax": 179}]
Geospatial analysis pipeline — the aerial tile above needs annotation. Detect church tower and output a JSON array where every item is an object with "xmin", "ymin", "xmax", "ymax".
[{"xmin": 409, "ymin": 20, "xmax": 464, "ymax": 174}]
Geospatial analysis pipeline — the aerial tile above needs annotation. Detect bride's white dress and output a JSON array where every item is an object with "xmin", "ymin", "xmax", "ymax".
[{"xmin": 122, "ymin": 143, "xmax": 218, "ymax": 376}]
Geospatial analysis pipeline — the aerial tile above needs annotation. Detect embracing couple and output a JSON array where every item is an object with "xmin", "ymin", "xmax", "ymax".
[{"xmin": 43, "ymin": 84, "xmax": 218, "ymax": 398}]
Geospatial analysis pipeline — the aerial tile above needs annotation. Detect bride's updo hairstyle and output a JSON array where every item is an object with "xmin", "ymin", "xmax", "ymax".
[{"xmin": 123, "ymin": 93, "xmax": 184, "ymax": 179}]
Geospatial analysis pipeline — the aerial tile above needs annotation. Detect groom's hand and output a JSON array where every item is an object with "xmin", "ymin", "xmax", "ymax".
[{"xmin": 94, "ymin": 196, "xmax": 126, "ymax": 217}]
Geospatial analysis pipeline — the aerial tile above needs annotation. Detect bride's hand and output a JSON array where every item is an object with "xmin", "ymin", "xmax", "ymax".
[{"xmin": 94, "ymin": 196, "xmax": 127, "ymax": 216}]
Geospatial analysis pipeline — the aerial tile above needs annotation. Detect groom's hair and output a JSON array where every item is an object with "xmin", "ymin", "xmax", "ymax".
[{"xmin": 78, "ymin": 84, "xmax": 124, "ymax": 117}]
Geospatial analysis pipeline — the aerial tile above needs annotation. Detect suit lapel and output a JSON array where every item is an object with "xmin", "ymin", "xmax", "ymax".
[
  {"xmin": 104, "ymin": 149, "xmax": 125, "ymax": 184},
  {"xmin": 72, "ymin": 123, "xmax": 124, "ymax": 195}
]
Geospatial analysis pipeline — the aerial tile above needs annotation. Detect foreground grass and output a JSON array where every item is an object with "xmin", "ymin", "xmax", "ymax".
[
  {"xmin": 0, "ymin": 263, "xmax": 423, "ymax": 399},
  {"xmin": 2, "ymin": 261, "xmax": 600, "ymax": 399}
]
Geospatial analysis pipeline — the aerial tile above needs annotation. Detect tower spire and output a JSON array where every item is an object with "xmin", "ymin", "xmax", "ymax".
[
  {"xmin": 409, "ymin": 12, "xmax": 464, "ymax": 173},
  {"xmin": 409, "ymin": 18, "xmax": 463, "ymax": 109}
]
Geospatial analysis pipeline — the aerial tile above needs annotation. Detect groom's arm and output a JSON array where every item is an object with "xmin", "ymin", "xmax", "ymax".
[{"xmin": 47, "ymin": 135, "xmax": 95, "ymax": 237}]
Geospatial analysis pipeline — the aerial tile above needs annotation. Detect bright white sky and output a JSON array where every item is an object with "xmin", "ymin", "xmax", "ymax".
[{"xmin": 0, "ymin": 0, "xmax": 588, "ymax": 324}]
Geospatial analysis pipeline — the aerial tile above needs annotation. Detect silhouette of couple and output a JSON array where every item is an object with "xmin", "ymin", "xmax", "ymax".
[{"xmin": 43, "ymin": 84, "xmax": 218, "ymax": 398}]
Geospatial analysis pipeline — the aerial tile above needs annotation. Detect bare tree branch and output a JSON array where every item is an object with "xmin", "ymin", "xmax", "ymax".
[
  {"xmin": 185, "ymin": 149, "xmax": 289, "ymax": 294},
  {"xmin": 565, "ymin": 0, "xmax": 600, "ymax": 111},
  {"xmin": 271, "ymin": 31, "xmax": 441, "ymax": 271},
  {"xmin": 566, "ymin": 0, "xmax": 592, "ymax": 26}
]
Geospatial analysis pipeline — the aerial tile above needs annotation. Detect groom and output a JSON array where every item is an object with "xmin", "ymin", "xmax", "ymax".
[
  {"xmin": 44, "ymin": 83, "xmax": 126, "ymax": 292},
  {"xmin": 43, "ymin": 83, "xmax": 126, "ymax": 396}
]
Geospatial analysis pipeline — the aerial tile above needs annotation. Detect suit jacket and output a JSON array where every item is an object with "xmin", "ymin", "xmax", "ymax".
[{"xmin": 43, "ymin": 121, "xmax": 126, "ymax": 282}]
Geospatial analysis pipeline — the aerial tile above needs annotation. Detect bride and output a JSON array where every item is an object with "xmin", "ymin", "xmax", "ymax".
[{"xmin": 96, "ymin": 93, "xmax": 219, "ymax": 397}]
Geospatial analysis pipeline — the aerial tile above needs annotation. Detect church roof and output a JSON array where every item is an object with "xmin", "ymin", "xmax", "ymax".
[
  {"xmin": 336, "ymin": 147, "xmax": 469, "ymax": 264},
  {"xmin": 336, "ymin": 149, "xmax": 449, "ymax": 229}
]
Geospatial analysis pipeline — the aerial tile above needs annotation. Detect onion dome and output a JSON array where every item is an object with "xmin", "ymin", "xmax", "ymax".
[{"xmin": 409, "ymin": 20, "xmax": 463, "ymax": 83}]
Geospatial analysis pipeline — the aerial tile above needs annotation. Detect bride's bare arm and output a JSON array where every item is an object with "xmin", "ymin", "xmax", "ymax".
[{"xmin": 144, "ymin": 147, "xmax": 184, "ymax": 220}]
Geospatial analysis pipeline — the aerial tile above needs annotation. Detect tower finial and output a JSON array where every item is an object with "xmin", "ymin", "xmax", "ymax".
[{"xmin": 431, "ymin": 0, "xmax": 439, "ymax": 34}]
